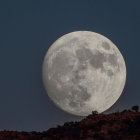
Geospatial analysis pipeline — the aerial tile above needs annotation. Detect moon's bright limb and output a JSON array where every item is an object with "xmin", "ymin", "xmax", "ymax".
[{"xmin": 42, "ymin": 31, "xmax": 126, "ymax": 116}]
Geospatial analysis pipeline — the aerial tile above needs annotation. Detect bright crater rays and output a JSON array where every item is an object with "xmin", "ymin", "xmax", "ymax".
[{"xmin": 42, "ymin": 31, "xmax": 126, "ymax": 116}]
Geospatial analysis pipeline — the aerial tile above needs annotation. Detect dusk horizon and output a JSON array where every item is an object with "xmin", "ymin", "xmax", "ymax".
[{"xmin": 0, "ymin": 0, "xmax": 140, "ymax": 135}]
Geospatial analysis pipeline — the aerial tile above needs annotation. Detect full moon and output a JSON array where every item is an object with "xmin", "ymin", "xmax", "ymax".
[{"xmin": 42, "ymin": 31, "xmax": 126, "ymax": 116}]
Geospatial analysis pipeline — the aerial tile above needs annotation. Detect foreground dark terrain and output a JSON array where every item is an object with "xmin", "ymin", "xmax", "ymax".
[{"xmin": 0, "ymin": 106, "xmax": 140, "ymax": 140}]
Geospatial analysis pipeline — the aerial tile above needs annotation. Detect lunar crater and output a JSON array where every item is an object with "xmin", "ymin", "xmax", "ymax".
[
  {"xmin": 102, "ymin": 41, "xmax": 110, "ymax": 50},
  {"xmin": 68, "ymin": 86, "xmax": 91, "ymax": 108}
]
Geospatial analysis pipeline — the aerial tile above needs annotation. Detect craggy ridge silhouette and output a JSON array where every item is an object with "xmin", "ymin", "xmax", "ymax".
[{"xmin": 0, "ymin": 106, "xmax": 140, "ymax": 140}]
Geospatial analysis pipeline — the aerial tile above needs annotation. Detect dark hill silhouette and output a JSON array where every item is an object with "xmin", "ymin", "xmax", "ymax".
[{"xmin": 0, "ymin": 106, "xmax": 140, "ymax": 140}]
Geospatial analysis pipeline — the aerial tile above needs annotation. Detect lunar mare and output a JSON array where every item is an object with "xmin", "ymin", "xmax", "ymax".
[{"xmin": 42, "ymin": 31, "xmax": 126, "ymax": 116}]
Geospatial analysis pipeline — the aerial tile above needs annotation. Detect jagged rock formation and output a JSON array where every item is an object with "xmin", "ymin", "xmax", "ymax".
[{"xmin": 0, "ymin": 107, "xmax": 140, "ymax": 140}]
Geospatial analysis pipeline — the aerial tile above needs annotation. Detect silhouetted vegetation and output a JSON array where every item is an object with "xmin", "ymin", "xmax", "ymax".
[
  {"xmin": 132, "ymin": 105, "xmax": 139, "ymax": 112},
  {"xmin": 0, "ymin": 106, "xmax": 139, "ymax": 140}
]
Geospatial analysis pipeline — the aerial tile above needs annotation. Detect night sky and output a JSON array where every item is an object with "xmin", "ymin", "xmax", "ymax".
[{"xmin": 0, "ymin": 0, "xmax": 140, "ymax": 131}]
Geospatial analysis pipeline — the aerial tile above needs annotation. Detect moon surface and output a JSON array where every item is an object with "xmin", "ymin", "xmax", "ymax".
[{"xmin": 42, "ymin": 31, "xmax": 126, "ymax": 116}]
